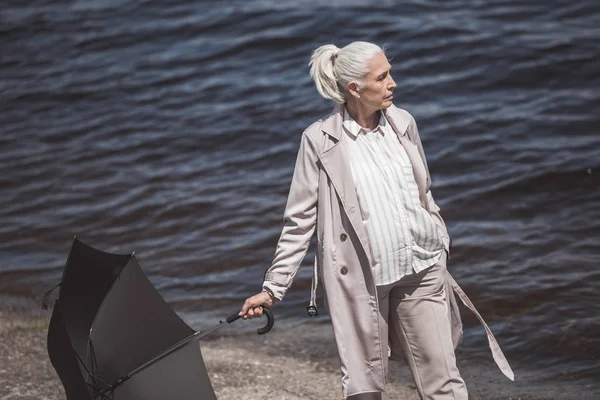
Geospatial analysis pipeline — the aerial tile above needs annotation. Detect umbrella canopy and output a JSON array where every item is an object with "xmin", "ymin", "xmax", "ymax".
[{"xmin": 47, "ymin": 238, "xmax": 217, "ymax": 399}]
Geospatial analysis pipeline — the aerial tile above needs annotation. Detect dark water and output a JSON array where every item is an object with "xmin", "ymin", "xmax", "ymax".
[{"xmin": 1, "ymin": 0, "xmax": 599, "ymax": 386}]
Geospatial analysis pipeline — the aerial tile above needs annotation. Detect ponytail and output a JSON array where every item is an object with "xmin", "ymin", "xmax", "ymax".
[{"xmin": 309, "ymin": 45, "xmax": 345, "ymax": 104}]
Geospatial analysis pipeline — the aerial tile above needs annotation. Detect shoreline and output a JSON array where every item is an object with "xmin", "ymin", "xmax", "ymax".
[{"xmin": 1, "ymin": 307, "xmax": 598, "ymax": 400}]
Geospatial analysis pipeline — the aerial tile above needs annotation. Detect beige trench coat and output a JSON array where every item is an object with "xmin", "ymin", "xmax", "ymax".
[{"xmin": 264, "ymin": 104, "xmax": 513, "ymax": 398}]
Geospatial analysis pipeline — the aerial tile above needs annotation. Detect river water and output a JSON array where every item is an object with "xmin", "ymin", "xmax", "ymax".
[{"xmin": 1, "ymin": 0, "xmax": 599, "ymax": 387}]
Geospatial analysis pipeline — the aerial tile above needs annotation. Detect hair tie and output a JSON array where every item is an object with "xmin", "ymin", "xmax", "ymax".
[{"xmin": 331, "ymin": 48, "xmax": 340, "ymax": 62}]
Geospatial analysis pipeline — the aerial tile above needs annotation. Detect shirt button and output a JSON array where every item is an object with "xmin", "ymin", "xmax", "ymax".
[
  {"xmin": 340, "ymin": 233, "xmax": 348, "ymax": 242},
  {"xmin": 340, "ymin": 266, "xmax": 348, "ymax": 275}
]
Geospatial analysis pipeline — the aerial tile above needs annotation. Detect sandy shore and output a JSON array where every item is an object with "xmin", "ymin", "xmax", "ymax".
[{"xmin": 1, "ymin": 308, "xmax": 598, "ymax": 400}]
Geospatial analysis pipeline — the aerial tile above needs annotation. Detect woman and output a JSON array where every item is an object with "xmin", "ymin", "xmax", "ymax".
[{"xmin": 239, "ymin": 42, "xmax": 512, "ymax": 400}]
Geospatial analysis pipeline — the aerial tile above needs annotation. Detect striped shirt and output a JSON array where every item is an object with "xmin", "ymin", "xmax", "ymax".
[{"xmin": 343, "ymin": 108, "xmax": 444, "ymax": 286}]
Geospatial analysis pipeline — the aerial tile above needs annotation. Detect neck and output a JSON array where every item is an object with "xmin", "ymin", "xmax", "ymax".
[{"xmin": 345, "ymin": 99, "xmax": 380, "ymax": 130}]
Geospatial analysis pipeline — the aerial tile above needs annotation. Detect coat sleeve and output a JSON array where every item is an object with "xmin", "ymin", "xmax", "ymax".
[
  {"xmin": 262, "ymin": 132, "xmax": 319, "ymax": 300},
  {"xmin": 408, "ymin": 115, "xmax": 452, "ymax": 254}
]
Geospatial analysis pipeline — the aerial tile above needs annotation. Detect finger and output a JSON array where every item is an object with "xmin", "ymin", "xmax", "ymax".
[
  {"xmin": 255, "ymin": 307, "xmax": 263, "ymax": 318},
  {"xmin": 247, "ymin": 307, "xmax": 255, "ymax": 318},
  {"xmin": 239, "ymin": 299, "xmax": 252, "ymax": 316}
]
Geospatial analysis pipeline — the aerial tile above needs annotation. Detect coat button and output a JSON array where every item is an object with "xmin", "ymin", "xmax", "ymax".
[
  {"xmin": 340, "ymin": 266, "xmax": 348, "ymax": 275},
  {"xmin": 340, "ymin": 233, "xmax": 347, "ymax": 242}
]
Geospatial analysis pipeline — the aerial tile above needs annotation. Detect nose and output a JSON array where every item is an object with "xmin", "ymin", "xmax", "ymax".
[{"xmin": 389, "ymin": 75, "xmax": 397, "ymax": 91}]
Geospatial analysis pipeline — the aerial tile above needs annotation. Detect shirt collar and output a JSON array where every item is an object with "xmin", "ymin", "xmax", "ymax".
[{"xmin": 343, "ymin": 108, "xmax": 389, "ymax": 140}]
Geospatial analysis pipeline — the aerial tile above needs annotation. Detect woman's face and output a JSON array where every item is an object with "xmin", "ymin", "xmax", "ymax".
[{"xmin": 355, "ymin": 52, "xmax": 397, "ymax": 111}]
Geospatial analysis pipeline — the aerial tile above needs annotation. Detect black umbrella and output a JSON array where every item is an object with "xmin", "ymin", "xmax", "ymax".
[{"xmin": 45, "ymin": 238, "xmax": 273, "ymax": 400}]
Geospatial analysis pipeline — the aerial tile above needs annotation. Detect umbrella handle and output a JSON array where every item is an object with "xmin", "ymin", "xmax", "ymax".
[{"xmin": 226, "ymin": 307, "xmax": 274, "ymax": 335}]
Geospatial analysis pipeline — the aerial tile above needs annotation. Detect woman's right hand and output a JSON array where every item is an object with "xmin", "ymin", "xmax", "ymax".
[{"xmin": 238, "ymin": 291, "xmax": 276, "ymax": 320}]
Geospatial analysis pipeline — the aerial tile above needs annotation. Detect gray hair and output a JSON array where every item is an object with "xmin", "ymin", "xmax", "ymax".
[{"xmin": 309, "ymin": 41, "xmax": 384, "ymax": 104}]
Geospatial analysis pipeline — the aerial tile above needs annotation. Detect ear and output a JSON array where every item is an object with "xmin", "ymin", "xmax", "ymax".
[{"xmin": 347, "ymin": 81, "xmax": 360, "ymax": 99}]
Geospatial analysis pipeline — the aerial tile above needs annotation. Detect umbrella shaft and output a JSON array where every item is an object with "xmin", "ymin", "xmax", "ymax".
[{"xmin": 99, "ymin": 321, "xmax": 226, "ymax": 397}]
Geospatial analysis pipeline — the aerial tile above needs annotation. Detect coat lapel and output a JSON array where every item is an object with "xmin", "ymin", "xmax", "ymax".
[{"xmin": 317, "ymin": 105, "xmax": 372, "ymax": 262}]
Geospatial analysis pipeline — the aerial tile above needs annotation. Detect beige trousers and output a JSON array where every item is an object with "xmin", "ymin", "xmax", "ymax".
[{"xmin": 348, "ymin": 254, "xmax": 468, "ymax": 400}]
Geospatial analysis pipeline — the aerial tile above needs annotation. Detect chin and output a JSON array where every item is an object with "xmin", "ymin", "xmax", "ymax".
[{"xmin": 381, "ymin": 100, "xmax": 394, "ymax": 109}]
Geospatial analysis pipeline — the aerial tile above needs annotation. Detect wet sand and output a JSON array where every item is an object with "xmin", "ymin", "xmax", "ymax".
[{"xmin": 0, "ymin": 308, "xmax": 597, "ymax": 400}]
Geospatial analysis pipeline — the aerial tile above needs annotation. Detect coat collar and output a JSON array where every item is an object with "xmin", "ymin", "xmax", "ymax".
[{"xmin": 321, "ymin": 103, "xmax": 411, "ymax": 142}]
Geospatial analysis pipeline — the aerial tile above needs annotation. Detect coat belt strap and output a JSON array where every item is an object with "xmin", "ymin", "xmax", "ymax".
[
  {"xmin": 307, "ymin": 257, "xmax": 319, "ymax": 316},
  {"xmin": 448, "ymin": 274, "xmax": 515, "ymax": 381}
]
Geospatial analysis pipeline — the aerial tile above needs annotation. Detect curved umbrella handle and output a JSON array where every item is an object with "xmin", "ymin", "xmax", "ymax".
[
  {"xmin": 226, "ymin": 307, "xmax": 274, "ymax": 335},
  {"xmin": 256, "ymin": 307, "xmax": 274, "ymax": 335}
]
